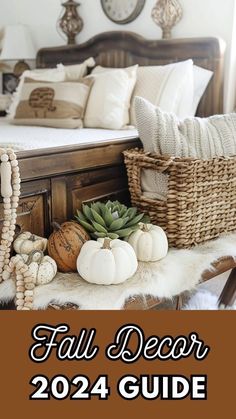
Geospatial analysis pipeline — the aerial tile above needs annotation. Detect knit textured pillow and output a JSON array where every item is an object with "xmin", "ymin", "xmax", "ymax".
[
  {"xmin": 135, "ymin": 96, "xmax": 236, "ymax": 159},
  {"xmin": 134, "ymin": 96, "xmax": 236, "ymax": 200}
]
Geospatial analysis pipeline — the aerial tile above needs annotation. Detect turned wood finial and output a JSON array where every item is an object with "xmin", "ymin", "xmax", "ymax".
[
  {"xmin": 58, "ymin": 0, "xmax": 84, "ymax": 45},
  {"xmin": 152, "ymin": 0, "xmax": 183, "ymax": 40}
]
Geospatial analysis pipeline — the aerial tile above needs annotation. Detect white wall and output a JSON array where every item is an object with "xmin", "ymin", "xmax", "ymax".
[{"xmin": 0, "ymin": 0, "xmax": 236, "ymax": 111}]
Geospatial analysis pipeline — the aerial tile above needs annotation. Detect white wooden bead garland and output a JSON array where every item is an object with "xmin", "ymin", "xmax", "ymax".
[
  {"xmin": 8, "ymin": 250, "xmax": 57, "ymax": 310},
  {"xmin": 7, "ymin": 253, "xmax": 36, "ymax": 311},
  {"xmin": 0, "ymin": 153, "xmax": 57, "ymax": 311},
  {"xmin": 0, "ymin": 148, "xmax": 21, "ymax": 283}
]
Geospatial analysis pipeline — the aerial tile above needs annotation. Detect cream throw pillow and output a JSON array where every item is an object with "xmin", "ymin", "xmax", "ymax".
[
  {"xmin": 57, "ymin": 57, "xmax": 95, "ymax": 81},
  {"xmin": 84, "ymin": 65, "xmax": 138, "ymax": 129},
  {"xmin": 135, "ymin": 96, "xmax": 236, "ymax": 199},
  {"xmin": 13, "ymin": 78, "xmax": 93, "ymax": 129},
  {"xmin": 130, "ymin": 60, "xmax": 194, "ymax": 126},
  {"xmin": 92, "ymin": 65, "xmax": 137, "ymax": 78}
]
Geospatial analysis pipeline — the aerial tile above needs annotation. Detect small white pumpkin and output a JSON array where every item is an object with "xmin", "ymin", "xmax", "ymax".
[
  {"xmin": 77, "ymin": 238, "xmax": 138, "ymax": 285},
  {"xmin": 22, "ymin": 251, "xmax": 57, "ymax": 285},
  {"xmin": 127, "ymin": 223, "xmax": 168, "ymax": 262},
  {"xmin": 14, "ymin": 232, "xmax": 47, "ymax": 255}
]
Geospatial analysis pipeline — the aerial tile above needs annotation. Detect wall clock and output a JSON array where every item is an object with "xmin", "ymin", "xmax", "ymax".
[{"xmin": 101, "ymin": 0, "xmax": 146, "ymax": 24}]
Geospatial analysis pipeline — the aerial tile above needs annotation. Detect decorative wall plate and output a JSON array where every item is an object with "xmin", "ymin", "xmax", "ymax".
[{"xmin": 101, "ymin": 0, "xmax": 145, "ymax": 24}]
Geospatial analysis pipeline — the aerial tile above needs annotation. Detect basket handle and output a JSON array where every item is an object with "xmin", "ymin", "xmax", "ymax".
[
  {"xmin": 124, "ymin": 148, "xmax": 174, "ymax": 172},
  {"xmin": 124, "ymin": 149, "xmax": 173, "ymax": 198}
]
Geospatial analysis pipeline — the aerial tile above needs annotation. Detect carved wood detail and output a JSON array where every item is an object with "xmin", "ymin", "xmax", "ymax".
[
  {"xmin": 51, "ymin": 166, "xmax": 129, "ymax": 225},
  {"xmin": 0, "ymin": 179, "xmax": 51, "ymax": 237}
]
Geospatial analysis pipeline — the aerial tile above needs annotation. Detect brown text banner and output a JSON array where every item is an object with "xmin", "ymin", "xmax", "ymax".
[{"xmin": 0, "ymin": 311, "xmax": 234, "ymax": 418}]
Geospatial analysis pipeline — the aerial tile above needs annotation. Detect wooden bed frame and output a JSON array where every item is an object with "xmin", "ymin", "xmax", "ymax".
[{"xmin": 0, "ymin": 32, "xmax": 225, "ymax": 238}]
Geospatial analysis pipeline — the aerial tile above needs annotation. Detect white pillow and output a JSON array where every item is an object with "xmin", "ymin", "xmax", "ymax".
[
  {"xmin": 57, "ymin": 57, "xmax": 95, "ymax": 81},
  {"xmin": 130, "ymin": 60, "xmax": 194, "ymax": 125},
  {"xmin": 92, "ymin": 64, "xmax": 137, "ymax": 80},
  {"xmin": 92, "ymin": 63, "xmax": 212, "ymax": 124},
  {"xmin": 84, "ymin": 65, "xmax": 138, "ymax": 129},
  {"xmin": 192, "ymin": 65, "xmax": 213, "ymax": 115}
]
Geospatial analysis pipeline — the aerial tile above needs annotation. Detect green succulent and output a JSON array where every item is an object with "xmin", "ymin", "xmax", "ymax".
[{"xmin": 75, "ymin": 200, "xmax": 149, "ymax": 240}]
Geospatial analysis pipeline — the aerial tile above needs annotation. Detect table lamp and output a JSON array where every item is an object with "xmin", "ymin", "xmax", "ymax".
[{"xmin": 0, "ymin": 24, "xmax": 36, "ymax": 77}]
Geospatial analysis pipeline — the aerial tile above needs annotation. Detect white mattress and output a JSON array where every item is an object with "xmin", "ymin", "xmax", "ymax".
[{"xmin": 0, "ymin": 119, "xmax": 138, "ymax": 151}]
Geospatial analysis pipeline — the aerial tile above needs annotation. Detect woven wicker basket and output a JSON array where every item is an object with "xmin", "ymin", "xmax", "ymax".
[{"xmin": 123, "ymin": 148, "xmax": 236, "ymax": 248}]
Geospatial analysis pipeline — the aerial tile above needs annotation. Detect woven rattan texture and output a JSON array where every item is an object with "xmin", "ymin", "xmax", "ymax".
[{"xmin": 124, "ymin": 148, "xmax": 236, "ymax": 248}]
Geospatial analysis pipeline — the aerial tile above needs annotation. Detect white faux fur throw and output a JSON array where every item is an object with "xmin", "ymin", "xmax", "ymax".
[
  {"xmin": 183, "ymin": 290, "xmax": 236, "ymax": 310},
  {"xmin": 0, "ymin": 233, "xmax": 236, "ymax": 310}
]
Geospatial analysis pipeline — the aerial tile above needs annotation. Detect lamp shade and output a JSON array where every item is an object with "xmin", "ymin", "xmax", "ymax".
[{"xmin": 0, "ymin": 24, "xmax": 36, "ymax": 61}]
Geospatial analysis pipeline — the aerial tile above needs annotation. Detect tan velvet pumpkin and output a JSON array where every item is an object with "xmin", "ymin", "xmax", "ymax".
[{"xmin": 48, "ymin": 222, "xmax": 90, "ymax": 272}]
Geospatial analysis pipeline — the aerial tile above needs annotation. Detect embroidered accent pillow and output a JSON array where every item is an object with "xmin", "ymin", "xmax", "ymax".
[
  {"xmin": 7, "ymin": 67, "xmax": 66, "ymax": 119},
  {"xmin": 12, "ymin": 77, "xmax": 93, "ymax": 129},
  {"xmin": 8, "ymin": 58, "xmax": 95, "ymax": 119}
]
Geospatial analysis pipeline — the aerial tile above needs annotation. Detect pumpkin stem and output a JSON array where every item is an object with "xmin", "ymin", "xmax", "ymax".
[
  {"xmin": 102, "ymin": 238, "xmax": 111, "ymax": 250},
  {"xmin": 52, "ymin": 222, "xmax": 62, "ymax": 231},
  {"xmin": 15, "ymin": 224, "xmax": 22, "ymax": 237},
  {"xmin": 140, "ymin": 223, "xmax": 150, "ymax": 233},
  {"xmin": 27, "ymin": 250, "xmax": 44, "ymax": 265},
  {"xmin": 30, "ymin": 234, "xmax": 36, "ymax": 241}
]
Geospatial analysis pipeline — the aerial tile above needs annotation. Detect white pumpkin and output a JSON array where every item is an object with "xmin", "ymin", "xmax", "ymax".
[
  {"xmin": 14, "ymin": 232, "xmax": 47, "ymax": 255},
  {"xmin": 22, "ymin": 251, "xmax": 57, "ymax": 285},
  {"xmin": 127, "ymin": 223, "xmax": 168, "ymax": 262},
  {"xmin": 77, "ymin": 238, "xmax": 138, "ymax": 285}
]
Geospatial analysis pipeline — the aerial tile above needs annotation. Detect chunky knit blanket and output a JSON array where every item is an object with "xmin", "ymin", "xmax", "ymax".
[
  {"xmin": 135, "ymin": 96, "xmax": 236, "ymax": 158},
  {"xmin": 135, "ymin": 97, "xmax": 236, "ymax": 200}
]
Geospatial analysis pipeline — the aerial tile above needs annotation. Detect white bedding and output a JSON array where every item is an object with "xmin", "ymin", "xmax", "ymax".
[{"xmin": 0, "ymin": 118, "xmax": 138, "ymax": 151}]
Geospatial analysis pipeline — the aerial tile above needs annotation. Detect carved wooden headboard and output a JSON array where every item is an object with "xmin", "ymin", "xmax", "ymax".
[{"xmin": 36, "ymin": 31, "xmax": 226, "ymax": 116}]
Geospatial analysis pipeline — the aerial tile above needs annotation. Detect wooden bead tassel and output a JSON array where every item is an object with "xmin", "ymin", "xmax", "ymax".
[
  {"xmin": 1, "ymin": 150, "xmax": 55, "ymax": 311},
  {"xmin": 0, "ymin": 148, "xmax": 21, "ymax": 283},
  {"xmin": 9, "ymin": 255, "xmax": 36, "ymax": 311}
]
